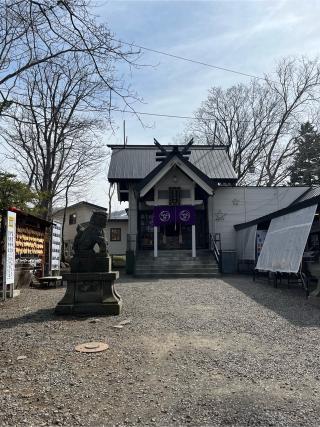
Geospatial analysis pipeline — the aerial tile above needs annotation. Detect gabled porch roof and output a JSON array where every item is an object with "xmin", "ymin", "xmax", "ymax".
[{"xmin": 137, "ymin": 150, "xmax": 214, "ymax": 196}]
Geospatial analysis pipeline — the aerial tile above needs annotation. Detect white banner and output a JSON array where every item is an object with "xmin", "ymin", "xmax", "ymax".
[
  {"xmin": 236, "ymin": 224, "xmax": 257, "ymax": 261},
  {"xmin": 51, "ymin": 222, "xmax": 62, "ymax": 271},
  {"xmin": 5, "ymin": 211, "xmax": 16, "ymax": 285},
  {"xmin": 256, "ymin": 204, "xmax": 317, "ymax": 273}
]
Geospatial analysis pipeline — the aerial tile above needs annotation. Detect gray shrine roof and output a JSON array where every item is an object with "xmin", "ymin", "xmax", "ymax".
[{"xmin": 107, "ymin": 145, "xmax": 237, "ymax": 183}]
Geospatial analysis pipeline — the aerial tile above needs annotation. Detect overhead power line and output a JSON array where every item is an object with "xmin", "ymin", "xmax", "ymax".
[
  {"xmin": 120, "ymin": 110, "xmax": 199, "ymax": 120},
  {"xmin": 118, "ymin": 109, "xmax": 293, "ymax": 127},
  {"xmin": 113, "ymin": 38, "xmax": 268, "ymax": 82}
]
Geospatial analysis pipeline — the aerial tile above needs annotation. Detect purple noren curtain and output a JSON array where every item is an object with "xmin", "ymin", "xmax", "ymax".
[{"xmin": 153, "ymin": 205, "xmax": 195, "ymax": 226}]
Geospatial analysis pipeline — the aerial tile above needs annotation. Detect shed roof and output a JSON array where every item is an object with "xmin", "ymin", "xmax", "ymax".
[
  {"xmin": 234, "ymin": 186, "xmax": 320, "ymax": 230},
  {"xmin": 9, "ymin": 207, "xmax": 53, "ymax": 226},
  {"xmin": 54, "ymin": 201, "xmax": 107, "ymax": 215},
  {"xmin": 107, "ymin": 145, "xmax": 237, "ymax": 182},
  {"xmin": 290, "ymin": 186, "xmax": 320, "ymax": 205},
  {"xmin": 109, "ymin": 210, "xmax": 128, "ymax": 221}
]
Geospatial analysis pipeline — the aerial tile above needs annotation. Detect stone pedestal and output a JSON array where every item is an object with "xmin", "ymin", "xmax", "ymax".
[
  {"xmin": 307, "ymin": 262, "xmax": 320, "ymax": 307},
  {"xmin": 55, "ymin": 271, "xmax": 122, "ymax": 316},
  {"xmin": 308, "ymin": 280, "xmax": 320, "ymax": 307}
]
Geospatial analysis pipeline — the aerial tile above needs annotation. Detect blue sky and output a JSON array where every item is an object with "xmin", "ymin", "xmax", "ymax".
[
  {"xmin": 97, "ymin": 0, "xmax": 320, "ymax": 145},
  {"xmin": 87, "ymin": 0, "xmax": 320, "ymax": 207},
  {"xmin": 4, "ymin": 0, "xmax": 320, "ymax": 208}
]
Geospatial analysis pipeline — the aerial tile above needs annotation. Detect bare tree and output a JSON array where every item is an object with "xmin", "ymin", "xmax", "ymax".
[
  {"xmin": 59, "ymin": 160, "xmax": 96, "ymax": 261},
  {"xmin": 0, "ymin": 0, "xmax": 139, "ymax": 115},
  {"xmin": 188, "ymin": 57, "xmax": 320, "ymax": 185},
  {"xmin": 3, "ymin": 57, "xmax": 106, "ymax": 219},
  {"xmin": 107, "ymin": 183, "xmax": 116, "ymax": 220},
  {"xmin": 260, "ymin": 57, "xmax": 320, "ymax": 185}
]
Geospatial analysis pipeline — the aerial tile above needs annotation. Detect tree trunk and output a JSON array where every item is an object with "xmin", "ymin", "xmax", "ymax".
[{"xmin": 61, "ymin": 189, "xmax": 69, "ymax": 263}]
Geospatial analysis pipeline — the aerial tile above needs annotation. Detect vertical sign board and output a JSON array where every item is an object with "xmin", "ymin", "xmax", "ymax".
[
  {"xmin": 51, "ymin": 222, "xmax": 62, "ymax": 271},
  {"xmin": 3, "ymin": 211, "xmax": 16, "ymax": 300},
  {"xmin": 256, "ymin": 230, "xmax": 267, "ymax": 258}
]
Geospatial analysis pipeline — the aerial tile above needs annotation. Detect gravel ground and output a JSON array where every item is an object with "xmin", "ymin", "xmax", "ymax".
[{"xmin": 1, "ymin": 274, "xmax": 320, "ymax": 426}]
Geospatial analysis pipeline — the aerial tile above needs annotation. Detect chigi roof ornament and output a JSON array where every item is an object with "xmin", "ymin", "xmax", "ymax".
[{"xmin": 154, "ymin": 138, "xmax": 194, "ymax": 162}]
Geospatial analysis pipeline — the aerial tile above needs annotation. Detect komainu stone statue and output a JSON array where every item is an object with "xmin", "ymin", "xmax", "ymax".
[
  {"xmin": 55, "ymin": 211, "xmax": 122, "ymax": 316},
  {"xmin": 71, "ymin": 212, "xmax": 111, "ymax": 273}
]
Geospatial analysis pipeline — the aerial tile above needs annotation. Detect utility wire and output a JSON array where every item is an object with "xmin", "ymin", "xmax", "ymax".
[
  {"xmin": 118, "ymin": 109, "xmax": 295, "ymax": 128},
  {"xmin": 120, "ymin": 110, "xmax": 200, "ymax": 120},
  {"xmin": 113, "ymin": 38, "xmax": 271, "ymax": 83}
]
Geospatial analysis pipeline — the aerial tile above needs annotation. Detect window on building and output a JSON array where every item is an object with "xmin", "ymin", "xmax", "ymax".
[
  {"xmin": 64, "ymin": 242, "xmax": 69, "ymax": 257},
  {"xmin": 169, "ymin": 187, "xmax": 181, "ymax": 205},
  {"xmin": 181, "ymin": 189, "xmax": 191, "ymax": 199},
  {"xmin": 110, "ymin": 228, "xmax": 121, "ymax": 241},
  {"xmin": 69, "ymin": 213, "xmax": 77, "ymax": 225},
  {"xmin": 158, "ymin": 190, "xmax": 169, "ymax": 199},
  {"xmin": 64, "ymin": 241, "xmax": 73, "ymax": 258}
]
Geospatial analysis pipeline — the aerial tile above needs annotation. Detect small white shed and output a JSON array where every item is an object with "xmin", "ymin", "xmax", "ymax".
[{"xmin": 106, "ymin": 210, "xmax": 128, "ymax": 256}]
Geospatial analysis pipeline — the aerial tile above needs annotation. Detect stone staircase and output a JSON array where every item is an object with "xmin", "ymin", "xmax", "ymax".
[{"xmin": 134, "ymin": 250, "xmax": 220, "ymax": 278}]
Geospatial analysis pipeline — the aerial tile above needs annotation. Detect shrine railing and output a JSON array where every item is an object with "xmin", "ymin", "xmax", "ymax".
[{"xmin": 209, "ymin": 233, "xmax": 221, "ymax": 270}]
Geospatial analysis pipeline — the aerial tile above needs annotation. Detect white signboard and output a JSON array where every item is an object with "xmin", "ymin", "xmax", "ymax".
[
  {"xmin": 5, "ymin": 211, "xmax": 16, "ymax": 285},
  {"xmin": 51, "ymin": 222, "xmax": 62, "ymax": 271}
]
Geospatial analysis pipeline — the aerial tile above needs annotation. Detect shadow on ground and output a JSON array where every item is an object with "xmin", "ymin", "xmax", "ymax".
[
  {"xmin": 3, "ymin": 273, "xmax": 320, "ymax": 331},
  {"xmin": 223, "ymin": 274, "xmax": 320, "ymax": 327},
  {"xmin": 0, "ymin": 272, "xmax": 159, "ymax": 331},
  {"xmin": 0, "ymin": 307, "xmax": 87, "ymax": 331}
]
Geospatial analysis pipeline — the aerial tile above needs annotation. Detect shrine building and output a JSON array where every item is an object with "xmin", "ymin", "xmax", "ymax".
[{"xmin": 107, "ymin": 139, "xmax": 317, "ymax": 278}]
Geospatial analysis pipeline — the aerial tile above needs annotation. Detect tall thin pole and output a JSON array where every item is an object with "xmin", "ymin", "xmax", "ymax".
[
  {"xmin": 154, "ymin": 226, "xmax": 158, "ymax": 258},
  {"xmin": 213, "ymin": 120, "xmax": 217, "ymax": 146},
  {"xmin": 123, "ymin": 120, "xmax": 126, "ymax": 147},
  {"xmin": 192, "ymin": 224, "xmax": 196, "ymax": 258}
]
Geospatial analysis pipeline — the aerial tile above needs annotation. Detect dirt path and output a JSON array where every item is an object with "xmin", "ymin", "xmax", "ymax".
[{"xmin": 1, "ymin": 274, "xmax": 320, "ymax": 426}]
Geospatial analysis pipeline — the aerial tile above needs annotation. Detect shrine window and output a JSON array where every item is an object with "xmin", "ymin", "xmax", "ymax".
[
  {"xmin": 169, "ymin": 187, "xmax": 181, "ymax": 205},
  {"xmin": 69, "ymin": 213, "xmax": 77, "ymax": 225},
  {"xmin": 110, "ymin": 228, "xmax": 121, "ymax": 241}
]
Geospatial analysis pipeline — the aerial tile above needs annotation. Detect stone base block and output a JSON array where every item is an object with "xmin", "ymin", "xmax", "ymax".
[
  {"xmin": 55, "ymin": 271, "xmax": 121, "ymax": 316},
  {"xmin": 308, "ymin": 295, "xmax": 320, "ymax": 307},
  {"xmin": 308, "ymin": 281, "xmax": 320, "ymax": 307}
]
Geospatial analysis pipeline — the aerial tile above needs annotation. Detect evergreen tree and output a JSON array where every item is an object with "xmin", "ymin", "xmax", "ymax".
[
  {"xmin": 290, "ymin": 122, "xmax": 320, "ymax": 186},
  {"xmin": 0, "ymin": 172, "xmax": 38, "ymax": 212},
  {"xmin": 0, "ymin": 172, "xmax": 40, "ymax": 256}
]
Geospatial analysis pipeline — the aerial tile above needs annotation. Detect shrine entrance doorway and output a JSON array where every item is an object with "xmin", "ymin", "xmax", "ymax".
[{"xmin": 158, "ymin": 223, "xmax": 192, "ymax": 250}]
